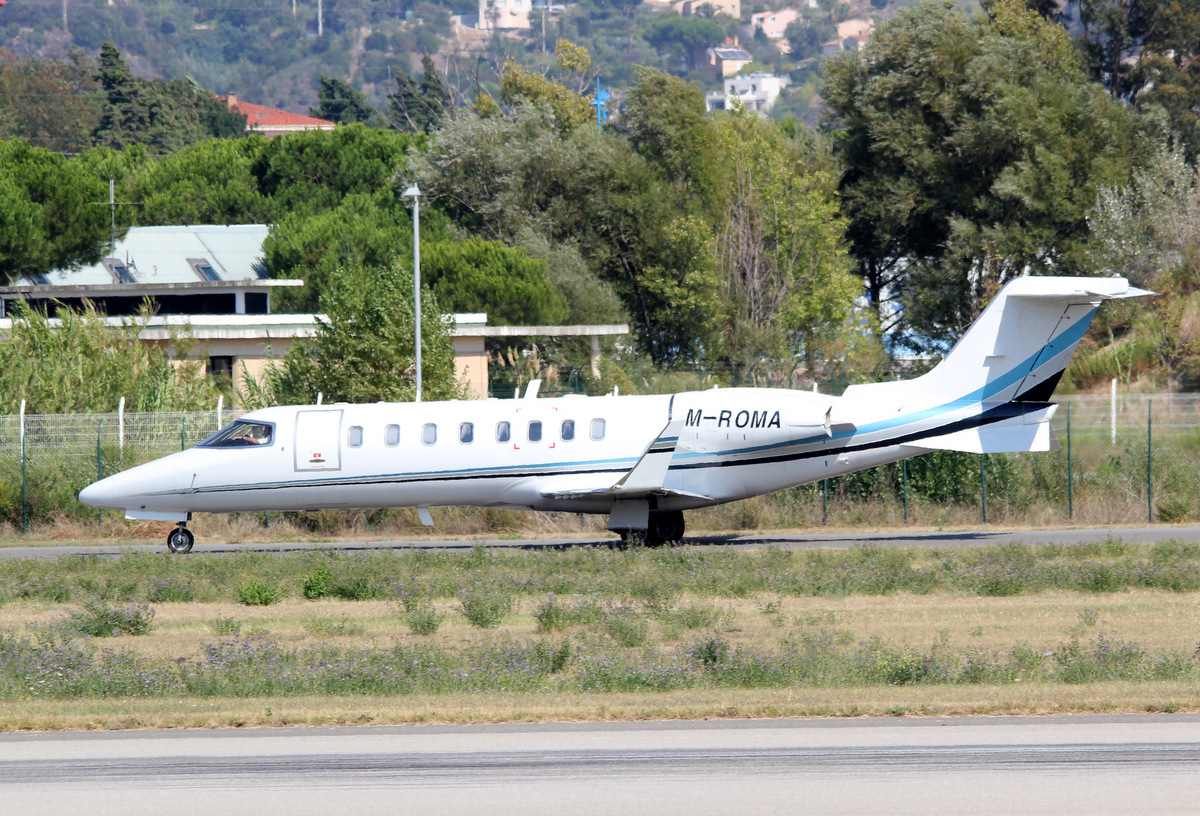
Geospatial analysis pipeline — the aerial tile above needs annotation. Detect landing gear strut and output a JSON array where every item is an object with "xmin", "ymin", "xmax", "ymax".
[{"xmin": 166, "ymin": 523, "xmax": 194, "ymax": 554}]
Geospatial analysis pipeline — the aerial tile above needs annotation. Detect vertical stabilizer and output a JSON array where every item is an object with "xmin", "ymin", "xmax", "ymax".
[{"xmin": 845, "ymin": 276, "xmax": 1150, "ymax": 410}]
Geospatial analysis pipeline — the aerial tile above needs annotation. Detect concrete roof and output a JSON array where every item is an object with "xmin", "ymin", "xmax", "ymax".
[{"xmin": 17, "ymin": 225, "xmax": 271, "ymax": 287}]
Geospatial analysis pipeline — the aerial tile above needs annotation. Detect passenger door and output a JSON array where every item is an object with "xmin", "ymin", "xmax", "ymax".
[{"xmin": 294, "ymin": 409, "xmax": 343, "ymax": 471}]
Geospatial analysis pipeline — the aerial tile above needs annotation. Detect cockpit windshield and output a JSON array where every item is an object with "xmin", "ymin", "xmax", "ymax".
[{"xmin": 199, "ymin": 420, "xmax": 274, "ymax": 448}]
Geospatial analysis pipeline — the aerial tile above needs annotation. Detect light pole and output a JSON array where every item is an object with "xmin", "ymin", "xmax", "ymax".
[{"xmin": 403, "ymin": 184, "xmax": 422, "ymax": 402}]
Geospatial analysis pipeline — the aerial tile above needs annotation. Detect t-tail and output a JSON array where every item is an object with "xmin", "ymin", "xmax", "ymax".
[{"xmin": 842, "ymin": 276, "xmax": 1151, "ymax": 454}]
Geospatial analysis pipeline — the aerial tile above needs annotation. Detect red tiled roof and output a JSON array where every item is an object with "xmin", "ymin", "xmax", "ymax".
[{"xmin": 221, "ymin": 96, "xmax": 335, "ymax": 133}]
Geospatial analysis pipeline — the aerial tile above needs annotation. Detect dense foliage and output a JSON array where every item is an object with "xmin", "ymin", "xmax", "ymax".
[{"xmin": 1, "ymin": 0, "xmax": 1199, "ymax": 403}]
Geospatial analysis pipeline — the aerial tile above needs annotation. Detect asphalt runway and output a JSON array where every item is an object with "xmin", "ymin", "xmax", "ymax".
[
  {"xmin": 1, "ymin": 716, "xmax": 1198, "ymax": 815},
  {"xmin": 4, "ymin": 524, "xmax": 1200, "ymax": 559}
]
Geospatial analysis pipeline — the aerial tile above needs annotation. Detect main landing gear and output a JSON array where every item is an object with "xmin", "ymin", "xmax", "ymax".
[
  {"xmin": 167, "ymin": 522, "xmax": 194, "ymax": 554},
  {"xmin": 619, "ymin": 510, "xmax": 686, "ymax": 547}
]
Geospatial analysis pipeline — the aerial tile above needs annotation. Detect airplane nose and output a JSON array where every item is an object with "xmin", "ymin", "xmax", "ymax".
[{"xmin": 78, "ymin": 479, "xmax": 114, "ymax": 509}]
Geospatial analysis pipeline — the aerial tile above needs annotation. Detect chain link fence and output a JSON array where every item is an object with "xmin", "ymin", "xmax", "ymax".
[
  {"xmin": 0, "ymin": 406, "xmax": 244, "ymax": 531},
  {"xmin": 0, "ymin": 393, "xmax": 1196, "ymax": 532}
]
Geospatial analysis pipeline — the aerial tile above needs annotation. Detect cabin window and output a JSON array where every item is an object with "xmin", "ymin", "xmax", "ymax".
[
  {"xmin": 347, "ymin": 426, "xmax": 363, "ymax": 448},
  {"xmin": 199, "ymin": 420, "xmax": 274, "ymax": 448},
  {"xmin": 496, "ymin": 421, "xmax": 511, "ymax": 443},
  {"xmin": 528, "ymin": 421, "xmax": 543, "ymax": 442},
  {"xmin": 561, "ymin": 420, "xmax": 575, "ymax": 441},
  {"xmin": 385, "ymin": 424, "xmax": 400, "ymax": 447},
  {"xmin": 590, "ymin": 418, "xmax": 606, "ymax": 441},
  {"xmin": 460, "ymin": 422, "xmax": 474, "ymax": 444},
  {"xmin": 422, "ymin": 423, "xmax": 437, "ymax": 445}
]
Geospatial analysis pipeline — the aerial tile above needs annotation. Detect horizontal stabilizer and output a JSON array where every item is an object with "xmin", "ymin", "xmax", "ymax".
[{"xmin": 915, "ymin": 405, "xmax": 1058, "ymax": 454}]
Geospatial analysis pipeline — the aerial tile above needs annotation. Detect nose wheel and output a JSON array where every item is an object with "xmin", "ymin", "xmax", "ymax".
[{"xmin": 167, "ymin": 524, "xmax": 194, "ymax": 554}]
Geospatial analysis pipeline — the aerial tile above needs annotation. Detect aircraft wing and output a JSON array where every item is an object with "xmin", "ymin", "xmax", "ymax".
[{"xmin": 542, "ymin": 419, "xmax": 713, "ymax": 501}]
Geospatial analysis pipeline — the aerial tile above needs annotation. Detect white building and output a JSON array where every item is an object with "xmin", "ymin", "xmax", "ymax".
[
  {"xmin": 749, "ymin": 8, "xmax": 801, "ymax": 40},
  {"xmin": 478, "ymin": 0, "xmax": 533, "ymax": 30},
  {"xmin": 705, "ymin": 72, "xmax": 791, "ymax": 114}
]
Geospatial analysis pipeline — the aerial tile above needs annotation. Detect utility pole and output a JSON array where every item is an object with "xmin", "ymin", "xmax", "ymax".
[{"xmin": 404, "ymin": 184, "xmax": 423, "ymax": 402}]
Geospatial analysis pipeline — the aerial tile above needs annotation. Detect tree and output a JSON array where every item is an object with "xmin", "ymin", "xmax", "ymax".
[
  {"xmin": 251, "ymin": 124, "xmax": 422, "ymax": 216},
  {"xmin": 93, "ymin": 42, "xmax": 151, "ymax": 150},
  {"xmin": 388, "ymin": 55, "xmax": 453, "ymax": 134},
  {"xmin": 263, "ymin": 191, "xmax": 454, "ymax": 313},
  {"xmin": 132, "ymin": 136, "xmax": 275, "ymax": 226},
  {"xmin": 310, "ymin": 75, "xmax": 379, "ymax": 125},
  {"xmin": 643, "ymin": 15, "xmax": 727, "ymax": 70},
  {"xmin": 92, "ymin": 43, "xmax": 247, "ymax": 153},
  {"xmin": 822, "ymin": 0, "xmax": 1133, "ymax": 346},
  {"xmin": 784, "ymin": 17, "xmax": 836, "ymax": 60},
  {"xmin": 618, "ymin": 67, "xmax": 724, "ymax": 213},
  {"xmin": 713, "ymin": 109, "xmax": 859, "ymax": 372},
  {"xmin": 423, "ymin": 238, "xmax": 569, "ymax": 326},
  {"xmin": 0, "ymin": 49, "xmax": 100, "ymax": 154},
  {"xmin": 0, "ymin": 141, "xmax": 112, "ymax": 284},
  {"xmin": 268, "ymin": 259, "xmax": 464, "ymax": 404},
  {"xmin": 498, "ymin": 60, "xmax": 592, "ymax": 136}
]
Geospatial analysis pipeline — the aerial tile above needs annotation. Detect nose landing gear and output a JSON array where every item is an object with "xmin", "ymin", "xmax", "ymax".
[{"xmin": 167, "ymin": 523, "xmax": 194, "ymax": 554}]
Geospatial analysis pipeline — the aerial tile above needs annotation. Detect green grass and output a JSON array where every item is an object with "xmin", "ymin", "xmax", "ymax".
[{"xmin": 3, "ymin": 540, "xmax": 1200, "ymax": 608}]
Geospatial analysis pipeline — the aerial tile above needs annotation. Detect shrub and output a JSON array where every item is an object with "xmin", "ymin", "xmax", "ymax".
[
  {"xmin": 687, "ymin": 635, "xmax": 730, "ymax": 668},
  {"xmin": 237, "ymin": 580, "xmax": 281, "ymax": 606},
  {"xmin": 533, "ymin": 639, "xmax": 572, "ymax": 673},
  {"xmin": 330, "ymin": 576, "xmax": 377, "ymax": 601},
  {"xmin": 457, "ymin": 586, "xmax": 512, "ymax": 629},
  {"xmin": 61, "ymin": 599, "xmax": 154, "ymax": 637},
  {"xmin": 601, "ymin": 605, "xmax": 649, "ymax": 647},
  {"xmin": 209, "ymin": 617, "xmax": 241, "ymax": 636},
  {"xmin": 146, "ymin": 578, "xmax": 195, "ymax": 603},
  {"xmin": 405, "ymin": 604, "xmax": 444, "ymax": 635},
  {"xmin": 302, "ymin": 565, "xmax": 334, "ymax": 599}
]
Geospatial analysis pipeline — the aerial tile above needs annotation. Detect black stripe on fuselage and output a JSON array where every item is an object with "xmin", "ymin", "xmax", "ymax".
[{"xmin": 151, "ymin": 401, "xmax": 1052, "ymax": 500}]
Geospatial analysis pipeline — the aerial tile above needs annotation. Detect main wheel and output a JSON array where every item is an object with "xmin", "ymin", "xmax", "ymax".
[
  {"xmin": 166, "ymin": 527, "xmax": 194, "ymax": 554},
  {"xmin": 648, "ymin": 511, "xmax": 685, "ymax": 544}
]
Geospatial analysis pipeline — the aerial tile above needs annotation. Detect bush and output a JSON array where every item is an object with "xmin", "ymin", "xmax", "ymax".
[
  {"xmin": 237, "ymin": 580, "xmax": 281, "ymax": 606},
  {"xmin": 458, "ymin": 586, "xmax": 512, "ymax": 629},
  {"xmin": 61, "ymin": 599, "xmax": 154, "ymax": 637},
  {"xmin": 146, "ymin": 578, "xmax": 196, "ymax": 603},
  {"xmin": 405, "ymin": 604, "xmax": 444, "ymax": 635},
  {"xmin": 302, "ymin": 565, "xmax": 334, "ymax": 599},
  {"xmin": 601, "ymin": 605, "xmax": 649, "ymax": 647},
  {"xmin": 209, "ymin": 617, "xmax": 241, "ymax": 636}
]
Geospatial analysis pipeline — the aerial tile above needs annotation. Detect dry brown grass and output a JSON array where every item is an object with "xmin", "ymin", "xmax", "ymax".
[
  {"xmin": 3, "ymin": 590, "xmax": 1200, "ymax": 731},
  {"xmin": 3, "ymin": 683, "xmax": 1198, "ymax": 733},
  {"xmin": 7, "ymin": 592, "xmax": 1198, "ymax": 657}
]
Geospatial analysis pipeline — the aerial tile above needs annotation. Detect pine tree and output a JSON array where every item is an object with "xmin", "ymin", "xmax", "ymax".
[{"xmin": 93, "ymin": 42, "xmax": 150, "ymax": 149}]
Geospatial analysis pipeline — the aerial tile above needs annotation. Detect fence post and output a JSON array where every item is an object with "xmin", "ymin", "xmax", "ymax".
[
  {"xmin": 217, "ymin": 394, "xmax": 223, "ymax": 430},
  {"xmin": 980, "ymin": 454, "xmax": 988, "ymax": 524},
  {"xmin": 181, "ymin": 416, "xmax": 187, "ymax": 451},
  {"xmin": 97, "ymin": 418, "xmax": 104, "ymax": 523},
  {"xmin": 902, "ymin": 458, "xmax": 909, "ymax": 524},
  {"xmin": 20, "ymin": 399, "xmax": 27, "ymax": 534},
  {"xmin": 118, "ymin": 396, "xmax": 125, "ymax": 452},
  {"xmin": 822, "ymin": 478, "xmax": 828, "ymax": 524},
  {"xmin": 1111, "ymin": 378, "xmax": 1117, "ymax": 445},
  {"xmin": 1147, "ymin": 400, "xmax": 1153, "ymax": 523},
  {"xmin": 1066, "ymin": 402, "xmax": 1073, "ymax": 520}
]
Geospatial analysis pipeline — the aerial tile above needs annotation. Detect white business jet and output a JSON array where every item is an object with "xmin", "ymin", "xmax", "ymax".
[{"xmin": 80, "ymin": 276, "xmax": 1148, "ymax": 553}]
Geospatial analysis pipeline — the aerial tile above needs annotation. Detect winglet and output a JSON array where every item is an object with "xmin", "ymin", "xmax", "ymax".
[{"xmin": 612, "ymin": 419, "xmax": 684, "ymax": 493}]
